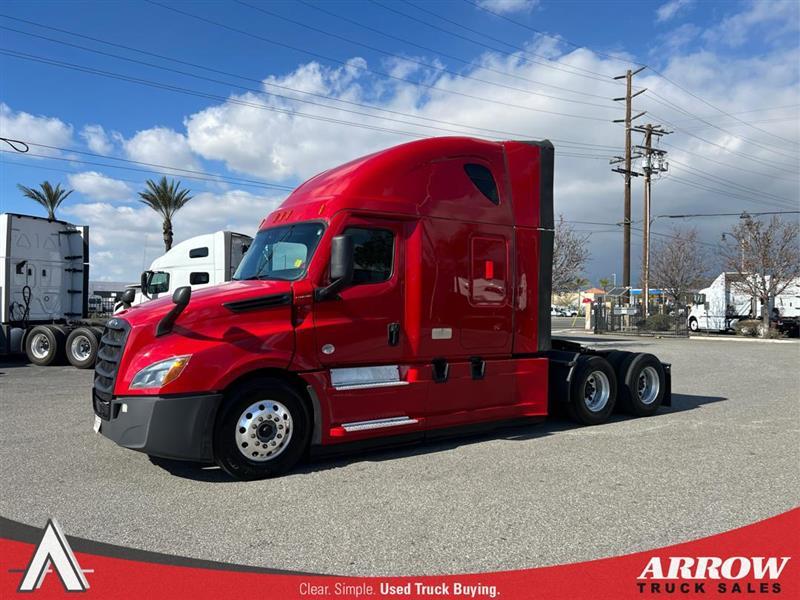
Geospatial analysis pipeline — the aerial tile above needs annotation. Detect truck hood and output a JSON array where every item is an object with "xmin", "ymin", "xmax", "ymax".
[
  {"xmin": 116, "ymin": 279, "xmax": 293, "ymax": 329},
  {"xmin": 111, "ymin": 279, "xmax": 298, "ymax": 396}
]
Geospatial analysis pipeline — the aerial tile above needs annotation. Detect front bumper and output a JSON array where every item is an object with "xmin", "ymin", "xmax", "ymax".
[{"xmin": 94, "ymin": 392, "xmax": 223, "ymax": 462}]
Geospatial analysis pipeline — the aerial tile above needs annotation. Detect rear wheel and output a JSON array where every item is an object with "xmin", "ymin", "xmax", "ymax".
[
  {"xmin": 65, "ymin": 327, "xmax": 100, "ymax": 369},
  {"xmin": 214, "ymin": 378, "xmax": 310, "ymax": 480},
  {"xmin": 567, "ymin": 355, "xmax": 617, "ymax": 425},
  {"xmin": 616, "ymin": 353, "xmax": 666, "ymax": 417},
  {"xmin": 24, "ymin": 325, "xmax": 66, "ymax": 366}
]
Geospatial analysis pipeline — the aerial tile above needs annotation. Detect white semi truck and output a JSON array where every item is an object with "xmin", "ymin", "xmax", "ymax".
[
  {"xmin": 1, "ymin": 213, "xmax": 106, "ymax": 368},
  {"xmin": 688, "ymin": 272, "xmax": 800, "ymax": 333},
  {"xmin": 115, "ymin": 230, "xmax": 252, "ymax": 312}
]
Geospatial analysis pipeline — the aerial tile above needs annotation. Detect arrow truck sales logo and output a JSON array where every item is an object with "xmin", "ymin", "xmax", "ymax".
[
  {"xmin": 637, "ymin": 556, "xmax": 790, "ymax": 595},
  {"xmin": 12, "ymin": 519, "xmax": 91, "ymax": 592}
]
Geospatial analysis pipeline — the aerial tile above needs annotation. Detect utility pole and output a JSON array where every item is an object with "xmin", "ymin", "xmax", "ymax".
[
  {"xmin": 611, "ymin": 66, "xmax": 646, "ymax": 301},
  {"xmin": 634, "ymin": 123, "xmax": 670, "ymax": 317}
]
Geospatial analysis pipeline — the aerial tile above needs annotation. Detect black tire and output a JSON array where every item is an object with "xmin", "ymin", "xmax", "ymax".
[
  {"xmin": 214, "ymin": 377, "xmax": 311, "ymax": 480},
  {"xmin": 65, "ymin": 327, "xmax": 100, "ymax": 369},
  {"xmin": 689, "ymin": 317, "xmax": 699, "ymax": 332},
  {"xmin": 616, "ymin": 353, "xmax": 666, "ymax": 417},
  {"xmin": 24, "ymin": 325, "xmax": 66, "ymax": 366},
  {"xmin": 567, "ymin": 355, "xmax": 617, "ymax": 425}
]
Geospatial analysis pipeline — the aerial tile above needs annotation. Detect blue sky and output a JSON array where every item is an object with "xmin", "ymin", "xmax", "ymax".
[{"xmin": 1, "ymin": 0, "xmax": 798, "ymax": 283}]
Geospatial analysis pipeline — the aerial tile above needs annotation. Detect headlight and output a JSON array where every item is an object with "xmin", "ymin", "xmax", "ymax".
[{"xmin": 130, "ymin": 355, "xmax": 191, "ymax": 389}]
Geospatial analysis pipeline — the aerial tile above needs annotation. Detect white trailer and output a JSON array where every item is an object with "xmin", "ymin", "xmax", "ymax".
[
  {"xmin": 115, "ymin": 230, "xmax": 251, "ymax": 311},
  {"xmin": 1, "ymin": 213, "xmax": 105, "ymax": 368}
]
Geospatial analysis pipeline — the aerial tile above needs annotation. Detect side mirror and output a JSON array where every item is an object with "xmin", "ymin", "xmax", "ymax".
[
  {"xmin": 156, "ymin": 286, "xmax": 192, "ymax": 337},
  {"xmin": 120, "ymin": 288, "xmax": 136, "ymax": 309},
  {"xmin": 140, "ymin": 270, "xmax": 153, "ymax": 300},
  {"xmin": 172, "ymin": 285, "xmax": 191, "ymax": 307},
  {"xmin": 316, "ymin": 234, "xmax": 354, "ymax": 301}
]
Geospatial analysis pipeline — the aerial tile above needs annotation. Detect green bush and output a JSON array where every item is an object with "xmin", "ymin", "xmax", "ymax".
[{"xmin": 640, "ymin": 314, "xmax": 674, "ymax": 331}]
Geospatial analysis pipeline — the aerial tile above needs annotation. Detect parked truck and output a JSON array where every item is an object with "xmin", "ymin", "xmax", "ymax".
[
  {"xmin": 1, "ymin": 213, "xmax": 106, "ymax": 368},
  {"xmin": 115, "ymin": 230, "xmax": 252, "ymax": 312},
  {"xmin": 93, "ymin": 137, "xmax": 671, "ymax": 480},
  {"xmin": 688, "ymin": 272, "xmax": 800, "ymax": 333}
]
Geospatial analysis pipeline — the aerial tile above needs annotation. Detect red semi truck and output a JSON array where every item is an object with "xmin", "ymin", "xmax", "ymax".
[{"xmin": 94, "ymin": 137, "xmax": 670, "ymax": 480}]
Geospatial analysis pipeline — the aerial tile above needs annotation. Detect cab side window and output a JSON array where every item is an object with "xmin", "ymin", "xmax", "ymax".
[{"xmin": 343, "ymin": 227, "xmax": 394, "ymax": 284}]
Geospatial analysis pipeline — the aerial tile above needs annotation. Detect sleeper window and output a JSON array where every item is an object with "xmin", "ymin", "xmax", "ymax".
[
  {"xmin": 343, "ymin": 227, "xmax": 394, "ymax": 284},
  {"xmin": 190, "ymin": 272, "xmax": 210, "ymax": 285}
]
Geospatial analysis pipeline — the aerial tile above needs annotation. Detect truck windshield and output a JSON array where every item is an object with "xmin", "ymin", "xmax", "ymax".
[{"xmin": 233, "ymin": 222, "xmax": 324, "ymax": 281}]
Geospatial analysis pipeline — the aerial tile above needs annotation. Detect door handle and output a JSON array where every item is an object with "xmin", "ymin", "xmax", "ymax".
[{"xmin": 388, "ymin": 322, "xmax": 400, "ymax": 346}]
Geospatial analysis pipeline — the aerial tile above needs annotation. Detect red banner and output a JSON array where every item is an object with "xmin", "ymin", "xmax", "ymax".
[{"xmin": 2, "ymin": 508, "xmax": 797, "ymax": 599}]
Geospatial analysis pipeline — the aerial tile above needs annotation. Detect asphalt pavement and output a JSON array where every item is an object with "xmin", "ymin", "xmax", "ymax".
[{"xmin": 1, "ymin": 332, "xmax": 798, "ymax": 576}]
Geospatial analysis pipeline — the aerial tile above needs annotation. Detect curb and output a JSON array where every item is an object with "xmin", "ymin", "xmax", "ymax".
[{"xmin": 689, "ymin": 335, "xmax": 798, "ymax": 344}]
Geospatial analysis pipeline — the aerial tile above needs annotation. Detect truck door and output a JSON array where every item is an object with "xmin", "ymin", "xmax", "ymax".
[{"xmin": 314, "ymin": 217, "xmax": 404, "ymax": 367}]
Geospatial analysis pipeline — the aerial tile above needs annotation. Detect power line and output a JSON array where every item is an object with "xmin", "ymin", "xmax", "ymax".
[
  {"xmin": 0, "ymin": 148, "xmax": 294, "ymax": 191},
  {"xmin": 143, "ymin": 0, "xmax": 612, "ymax": 123},
  {"xmin": 645, "ymin": 92, "xmax": 799, "ymax": 159},
  {"xmin": 647, "ymin": 66, "xmax": 800, "ymax": 149},
  {"xmin": 464, "ymin": 0, "xmax": 636, "ymax": 67},
  {"xmin": 658, "ymin": 211, "xmax": 800, "ymax": 219},
  {"xmin": 464, "ymin": 0, "xmax": 800, "ymax": 154},
  {"xmin": 662, "ymin": 141, "xmax": 798, "ymax": 183},
  {"xmin": 362, "ymin": 0, "xmax": 619, "ymax": 87},
  {"xmin": 667, "ymin": 157, "xmax": 795, "ymax": 205},
  {"xmin": 0, "ymin": 21, "xmax": 625, "ymax": 148},
  {"xmin": 239, "ymin": 0, "xmax": 621, "ymax": 104}
]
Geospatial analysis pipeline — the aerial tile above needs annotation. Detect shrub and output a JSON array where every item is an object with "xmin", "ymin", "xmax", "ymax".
[
  {"xmin": 640, "ymin": 314, "xmax": 674, "ymax": 331},
  {"xmin": 734, "ymin": 319, "xmax": 761, "ymax": 337}
]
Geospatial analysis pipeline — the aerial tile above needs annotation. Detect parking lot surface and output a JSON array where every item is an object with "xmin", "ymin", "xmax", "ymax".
[{"xmin": 1, "ymin": 334, "xmax": 798, "ymax": 575}]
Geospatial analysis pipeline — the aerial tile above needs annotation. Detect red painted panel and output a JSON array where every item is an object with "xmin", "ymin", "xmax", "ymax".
[{"xmin": 503, "ymin": 141, "xmax": 542, "ymax": 228}]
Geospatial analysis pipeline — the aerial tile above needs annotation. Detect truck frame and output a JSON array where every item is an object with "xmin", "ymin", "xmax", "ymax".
[{"xmin": 93, "ymin": 138, "xmax": 671, "ymax": 480}]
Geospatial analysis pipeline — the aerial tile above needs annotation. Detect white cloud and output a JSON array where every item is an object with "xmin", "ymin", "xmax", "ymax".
[
  {"xmin": 54, "ymin": 0, "xmax": 800, "ymax": 285},
  {"xmin": 475, "ymin": 0, "xmax": 538, "ymax": 15},
  {"xmin": 80, "ymin": 124, "xmax": 114, "ymax": 155},
  {"xmin": 67, "ymin": 171, "xmax": 132, "ymax": 201},
  {"xmin": 703, "ymin": 0, "xmax": 800, "ymax": 47},
  {"xmin": 656, "ymin": 0, "xmax": 693, "ymax": 23},
  {"xmin": 123, "ymin": 126, "xmax": 199, "ymax": 172},
  {"xmin": 0, "ymin": 103, "xmax": 73, "ymax": 155},
  {"xmin": 63, "ymin": 190, "xmax": 283, "ymax": 282}
]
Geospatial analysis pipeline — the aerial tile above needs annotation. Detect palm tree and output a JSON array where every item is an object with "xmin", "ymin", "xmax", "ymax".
[
  {"xmin": 139, "ymin": 177, "xmax": 193, "ymax": 251},
  {"xmin": 599, "ymin": 278, "xmax": 610, "ymax": 291},
  {"xmin": 17, "ymin": 181, "xmax": 73, "ymax": 220}
]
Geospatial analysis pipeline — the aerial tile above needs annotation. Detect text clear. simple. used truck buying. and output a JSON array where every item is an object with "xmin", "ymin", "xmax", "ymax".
[
  {"xmin": 1, "ymin": 212, "xmax": 107, "ymax": 368},
  {"xmin": 93, "ymin": 138, "xmax": 671, "ymax": 480}
]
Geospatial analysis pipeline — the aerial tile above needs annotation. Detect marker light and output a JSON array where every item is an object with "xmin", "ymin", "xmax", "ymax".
[{"xmin": 130, "ymin": 355, "xmax": 191, "ymax": 389}]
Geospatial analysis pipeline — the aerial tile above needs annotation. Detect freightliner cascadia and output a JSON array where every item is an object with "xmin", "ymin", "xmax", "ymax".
[{"xmin": 93, "ymin": 137, "xmax": 671, "ymax": 480}]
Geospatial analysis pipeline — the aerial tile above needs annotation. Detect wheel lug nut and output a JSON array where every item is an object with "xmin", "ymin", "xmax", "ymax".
[
  {"xmin": 250, "ymin": 434, "xmax": 255, "ymax": 438},
  {"xmin": 258, "ymin": 416, "xmax": 263, "ymax": 422}
]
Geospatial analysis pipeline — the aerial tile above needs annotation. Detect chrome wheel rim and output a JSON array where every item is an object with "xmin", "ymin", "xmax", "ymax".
[
  {"xmin": 235, "ymin": 400, "xmax": 293, "ymax": 462},
  {"xmin": 637, "ymin": 366, "xmax": 660, "ymax": 405},
  {"xmin": 583, "ymin": 370, "xmax": 610, "ymax": 412},
  {"xmin": 30, "ymin": 333, "xmax": 51, "ymax": 360},
  {"xmin": 70, "ymin": 334, "xmax": 93, "ymax": 362}
]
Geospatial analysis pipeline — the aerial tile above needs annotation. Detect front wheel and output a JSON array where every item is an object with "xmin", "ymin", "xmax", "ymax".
[
  {"xmin": 567, "ymin": 355, "xmax": 617, "ymax": 425},
  {"xmin": 689, "ymin": 318, "xmax": 699, "ymax": 332},
  {"xmin": 214, "ymin": 378, "xmax": 310, "ymax": 480}
]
